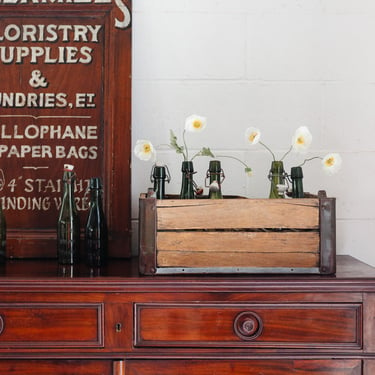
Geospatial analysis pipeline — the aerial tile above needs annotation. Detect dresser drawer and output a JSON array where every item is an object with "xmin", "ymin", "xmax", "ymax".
[
  {"xmin": 126, "ymin": 359, "xmax": 362, "ymax": 375},
  {"xmin": 135, "ymin": 303, "xmax": 362, "ymax": 349},
  {"xmin": 0, "ymin": 303, "xmax": 103, "ymax": 348},
  {"xmin": 0, "ymin": 360, "xmax": 112, "ymax": 375}
]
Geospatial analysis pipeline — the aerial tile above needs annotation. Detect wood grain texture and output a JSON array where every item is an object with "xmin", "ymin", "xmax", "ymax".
[
  {"xmin": 363, "ymin": 293, "xmax": 375, "ymax": 352},
  {"xmin": 0, "ymin": 303, "xmax": 102, "ymax": 347},
  {"xmin": 135, "ymin": 303, "xmax": 361, "ymax": 348},
  {"xmin": 139, "ymin": 194, "xmax": 337, "ymax": 274},
  {"xmin": 0, "ymin": 360, "xmax": 112, "ymax": 375},
  {"xmin": 0, "ymin": 256, "xmax": 372, "ymax": 374},
  {"xmin": 157, "ymin": 231, "xmax": 320, "ymax": 268},
  {"xmin": 364, "ymin": 360, "xmax": 375, "ymax": 375},
  {"xmin": 113, "ymin": 360, "xmax": 125, "ymax": 375},
  {"xmin": 157, "ymin": 198, "xmax": 319, "ymax": 230},
  {"xmin": 157, "ymin": 231, "xmax": 319, "ymax": 253},
  {"xmin": 126, "ymin": 359, "xmax": 362, "ymax": 375},
  {"xmin": 157, "ymin": 250, "xmax": 320, "ymax": 268}
]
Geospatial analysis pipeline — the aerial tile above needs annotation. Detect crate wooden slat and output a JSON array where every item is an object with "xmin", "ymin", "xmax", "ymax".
[
  {"xmin": 157, "ymin": 249, "xmax": 320, "ymax": 268},
  {"xmin": 139, "ymin": 191, "xmax": 336, "ymax": 275},
  {"xmin": 157, "ymin": 198, "xmax": 320, "ymax": 230}
]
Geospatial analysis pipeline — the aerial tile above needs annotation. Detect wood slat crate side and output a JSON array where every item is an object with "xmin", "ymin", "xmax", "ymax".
[
  {"xmin": 157, "ymin": 232, "xmax": 320, "ymax": 253},
  {"xmin": 138, "ymin": 191, "xmax": 336, "ymax": 275},
  {"xmin": 157, "ymin": 199, "xmax": 319, "ymax": 230},
  {"xmin": 319, "ymin": 195, "xmax": 336, "ymax": 274},
  {"xmin": 139, "ymin": 196, "xmax": 157, "ymax": 275},
  {"xmin": 157, "ymin": 251, "xmax": 320, "ymax": 268}
]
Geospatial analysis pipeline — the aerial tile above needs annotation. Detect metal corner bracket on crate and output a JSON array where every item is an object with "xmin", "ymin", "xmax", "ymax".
[{"xmin": 139, "ymin": 191, "xmax": 336, "ymax": 275}]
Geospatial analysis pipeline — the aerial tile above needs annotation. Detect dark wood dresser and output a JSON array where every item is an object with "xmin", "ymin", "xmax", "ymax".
[{"xmin": 0, "ymin": 255, "xmax": 373, "ymax": 374}]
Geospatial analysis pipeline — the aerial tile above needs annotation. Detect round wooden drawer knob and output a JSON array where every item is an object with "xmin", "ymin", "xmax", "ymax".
[
  {"xmin": 0, "ymin": 315, "xmax": 4, "ymax": 335},
  {"xmin": 233, "ymin": 311, "xmax": 263, "ymax": 341}
]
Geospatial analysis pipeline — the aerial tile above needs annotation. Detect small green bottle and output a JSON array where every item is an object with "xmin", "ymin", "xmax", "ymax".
[
  {"xmin": 206, "ymin": 160, "xmax": 224, "ymax": 199},
  {"xmin": 290, "ymin": 166, "xmax": 304, "ymax": 198},
  {"xmin": 180, "ymin": 161, "xmax": 196, "ymax": 199},
  {"xmin": 268, "ymin": 161, "xmax": 287, "ymax": 199},
  {"xmin": 151, "ymin": 164, "xmax": 170, "ymax": 199}
]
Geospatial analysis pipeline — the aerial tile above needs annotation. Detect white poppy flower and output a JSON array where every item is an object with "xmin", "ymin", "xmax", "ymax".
[
  {"xmin": 322, "ymin": 153, "xmax": 342, "ymax": 175},
  {"xmin": 134, "ymin": 139, "xmax": 156, "ymax": 161},
  {"xmin": 184, "ymin": 114, "xmax": 207, "ymax": 133},
  {"xmin": 292, "ymin": 126, "xmax": 312, "ymax": 153},
  {"xmin": 245, "ymin": 127, "xmax": 261, "ymax": 145}
]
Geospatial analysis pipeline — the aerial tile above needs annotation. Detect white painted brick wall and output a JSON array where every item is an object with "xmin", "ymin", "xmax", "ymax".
[{"xmin": 132, "ymin": 0, "xmax": 375, "ymax": 266}]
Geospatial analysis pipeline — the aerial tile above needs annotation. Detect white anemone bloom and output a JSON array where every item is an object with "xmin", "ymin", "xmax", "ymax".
[
  {"xmin": 184, "ymin": 114, "xmax": 207, "ymax": 133},
  {"xmin": 322, "ymin": 153, "xmax": 342, "ymax": 175},
  {"xmin": 292, "ymin": 126, "xmax": 312, "ymax": 153},
  {"xmin": 245, "ymin": 127, "xmax": 261, "ymax": 145},
  {"xmin": 134, "ymin": 139, "xmax": 156, "ymax": 161}
]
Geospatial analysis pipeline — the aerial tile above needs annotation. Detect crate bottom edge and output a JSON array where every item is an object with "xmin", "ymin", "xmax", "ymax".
[{"xmin": 154, "ymin": 266, "xmax": 323, "ymax": 275}]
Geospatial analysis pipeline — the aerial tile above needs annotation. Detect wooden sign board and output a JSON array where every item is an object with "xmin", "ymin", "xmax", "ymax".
[{"xmin": 0, "ymin": 1, "xmax": 132, "ymax": 258}]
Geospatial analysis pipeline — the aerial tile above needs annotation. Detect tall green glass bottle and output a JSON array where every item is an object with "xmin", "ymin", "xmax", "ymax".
[
  {"xmin": 57, "ymin": 164, "xmax": 80, "ymax": 264},
  {"xmin": 85, "ymin": 177, "xmax": 108, "ymax": 267}
]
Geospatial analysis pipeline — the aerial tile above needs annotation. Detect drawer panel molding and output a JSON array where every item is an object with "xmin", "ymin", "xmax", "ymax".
[
  {"xmin": 135, "ymin": 303, "xmax": 362, "ymax": 350},
  {"xmin": 0, "ymin": 303, "xmax": 104, "ymax": 348}
]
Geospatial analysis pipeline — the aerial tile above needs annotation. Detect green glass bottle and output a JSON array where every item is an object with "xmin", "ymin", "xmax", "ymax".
[
  {"xmin": 206, "ymin": 160, "xmax": 224, "ymax": 199},
  {"xmin": 85, "ymin": 177, "xmax": 108, "ymax": 267},
  {"xmin": 290, "ymin": 166, "xmax": 304, "ymax": 198},
  {"xmin": 57, "ymin": 164, "xmax": 80, "ymax": 264},
  {"xmin": 180, "ymin": 161, "xmax": 195, "ymax": 199},
  {"xmin": 151, "ymin": 164, "xmax": 170, "ymax": 199},
  {"xmin": 0, "ymin": 202, "xmax": 6, "ymax": 263},
  {"xmin": 268, "ymin": 160, "xmax": 287, "ymax": 199}
]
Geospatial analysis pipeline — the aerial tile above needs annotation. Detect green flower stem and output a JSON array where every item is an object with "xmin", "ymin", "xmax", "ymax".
[
  {"xmin": 169, "ymin": 130, "xmax": 187, "ymax": 160},
  {"xmin": 191, "ymin": 153, "xmax": 201, "ymax": 160},
  {"xmin": 259, "ymin": 141, "xmax": 276, "ymax": 161},
  {"xmin": 280, "ymin": 145, "xmax": 293, "ymax": 161},
  {"xmin": 191, "ymin": 151, "xmax": 202, "ymax": 160},
  {"xmin": 298, "ymin": 156, "xmax": 322, "ymax": 167},
  {"xmin": 215, "ymin": 155, "xmax": 252, "ymax": 172},
  {"xmin": 182, "ymin": 129, "xmax": 188, "ymax": 161}
]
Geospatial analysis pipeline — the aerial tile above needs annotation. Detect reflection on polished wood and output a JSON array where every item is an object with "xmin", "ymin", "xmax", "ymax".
[
  {"xmin": 0, "ymin": 254, "xmax": 373, "ymax": 279},
  {"xmin": 0, "ymin": 255, "xmax": 373, "ymax": 374}
]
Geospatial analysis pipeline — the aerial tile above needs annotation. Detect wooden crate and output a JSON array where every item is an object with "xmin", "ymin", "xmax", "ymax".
[{"xmin": 138, "ymin": 191, "xmax": 336, "ymax": 275}]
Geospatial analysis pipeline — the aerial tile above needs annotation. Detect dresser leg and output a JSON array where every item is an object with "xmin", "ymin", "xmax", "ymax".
[{"xmin": 113, "ymin": 360, "xmax": 125, "ymax": 375}]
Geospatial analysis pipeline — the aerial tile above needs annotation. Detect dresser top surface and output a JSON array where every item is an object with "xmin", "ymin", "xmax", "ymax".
[{"xmin": 0, "ymin": 255, "xmax": 373, "ymax": 292}]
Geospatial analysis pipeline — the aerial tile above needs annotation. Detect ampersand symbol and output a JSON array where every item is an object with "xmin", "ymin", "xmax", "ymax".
[{"xmin": 29, "ymin": 70, "xmax": 48, "ymax": 88}]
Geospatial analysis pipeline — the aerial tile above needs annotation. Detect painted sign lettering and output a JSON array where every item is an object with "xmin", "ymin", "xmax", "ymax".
[{"xmin": 0, "ymin": 0, "xmax": 132, "ymax": 259}]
